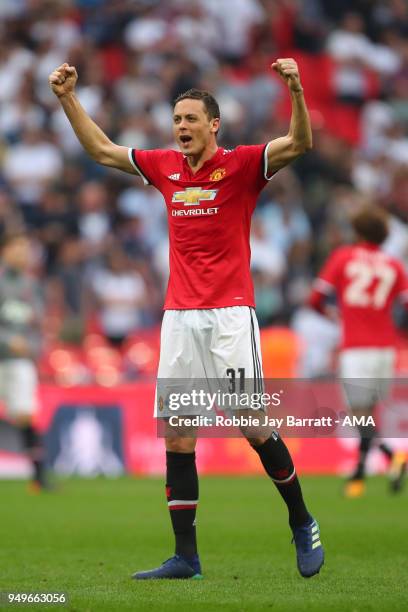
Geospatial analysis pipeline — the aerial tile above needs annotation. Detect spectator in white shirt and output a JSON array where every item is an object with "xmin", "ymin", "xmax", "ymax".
[
  {"xmin": 3, "ymin": 127, "xmax": 62, "ymax": 211},
  {"xmin": 89, "ymin": 246, "xmax": 149, "ymax": 347}
]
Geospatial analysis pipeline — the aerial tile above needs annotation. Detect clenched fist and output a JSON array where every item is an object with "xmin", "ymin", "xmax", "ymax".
[
  {"xmin": 271, "ymin": 58, "xmax": 303, "ymax": 93},
  {"xmin": 49, "ymin": 63, "xmax": 78, "ymax": 97}
]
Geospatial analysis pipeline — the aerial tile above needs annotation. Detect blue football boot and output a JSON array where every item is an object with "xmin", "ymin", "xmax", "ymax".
[
  {"xmin": 292, "ymin": 517, "xmax": 324, "ymax": 578},
  {"xmin": 132, "ymin": 554, "xmax": 203, "ymax": 580}
]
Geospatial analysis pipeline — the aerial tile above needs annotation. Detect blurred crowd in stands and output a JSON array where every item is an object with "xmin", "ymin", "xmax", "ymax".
[{"xmin": 0, "ymin": 0, "xmax": 407, "ymax": 382}]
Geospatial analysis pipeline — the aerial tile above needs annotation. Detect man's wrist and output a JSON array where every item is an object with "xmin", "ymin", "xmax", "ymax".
[
  {"xmin": 290, "ymin": 86, "xmax": 304, "ymax": 94},
  {"xmin": 58, "ymin": 90, "xmax": 76, "ymax": 101}
]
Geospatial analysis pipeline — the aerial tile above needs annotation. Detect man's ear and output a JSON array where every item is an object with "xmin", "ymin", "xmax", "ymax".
[{"xmin": 211, "ymin": 118, "xmax": 220, "ymax": 134}]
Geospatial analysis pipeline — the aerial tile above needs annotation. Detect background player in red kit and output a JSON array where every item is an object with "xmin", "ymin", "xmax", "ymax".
[
  {"xmin": 310, "ymin": 206, "xmax": 408, "ymax": 497},
  {"xmin": 49, "ymin": 58, "xmax": 324, "ymax": 579}
]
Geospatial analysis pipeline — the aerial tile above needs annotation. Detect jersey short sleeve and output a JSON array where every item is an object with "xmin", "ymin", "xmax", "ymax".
[
  {"xmin": 128, "ymin": 148, "xmax": 165, "ymax": 188},
  {"xmin": 314, "ymin": 248, "xmax": 345, "ymax": 294},
  {"xmin": 234, "ymin": 144, "xmax": 274, "ymax": 193}
]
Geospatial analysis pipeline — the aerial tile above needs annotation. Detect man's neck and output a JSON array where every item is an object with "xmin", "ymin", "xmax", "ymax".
[
  {"xmin": 186, "ymin": 143, "xmax": 219, "ymax": 174},
  {"xmin": 356, "ymin": 239, "xmax": 379, "ymax": 250}
]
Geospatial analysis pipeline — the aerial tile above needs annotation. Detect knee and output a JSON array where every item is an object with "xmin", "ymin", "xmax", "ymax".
[
  {"xmin": 245, "ymin": 436, "xmax": 269, "ymax": 448},
  {"xmin": 352, "ymin": 406, "xmax": 374, "ymax": 418},
  {"xmin": 165, "ymin": 437, "xmax": 197, "ymax": 453},
  {"xmin": 239, "ymin": 422, "xmax": 273, "ymax": 447}
]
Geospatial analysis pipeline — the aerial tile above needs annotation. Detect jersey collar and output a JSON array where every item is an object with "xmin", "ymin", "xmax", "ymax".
[
  {"xmin": 357, "ymin": 241, "xmax": 381, "ymax": 251},
  {"xmin": 183, "ymin": 147, "xmax": 224, "ymax": 176}
]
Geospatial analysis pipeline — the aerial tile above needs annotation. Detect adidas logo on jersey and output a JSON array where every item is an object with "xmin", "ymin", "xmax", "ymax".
[{"xmin": 168, "ymin": 173, "xmax": 181, "ymax": 180}]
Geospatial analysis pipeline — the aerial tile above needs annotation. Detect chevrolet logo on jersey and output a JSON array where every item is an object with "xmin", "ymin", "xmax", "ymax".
[{"xmin": 172, "ymin": 187, "xmax": 218, "ymax": 206}]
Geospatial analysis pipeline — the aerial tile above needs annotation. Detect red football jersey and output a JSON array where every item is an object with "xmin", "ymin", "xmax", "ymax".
[
  {"xmin": 310, "ymin": 243, "xmax": 408, "ymax": 348},
  {"xmin": 128, "ymin": 145, "xmax": 272, "ymax": 309}
]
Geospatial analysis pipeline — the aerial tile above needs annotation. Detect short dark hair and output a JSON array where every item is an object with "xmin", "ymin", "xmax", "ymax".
[
  {"xmin": 351, "ymin": 206, "xmax": 389, "ymax": 245},
  {"xmin": 174, "ymin": 89, "xmax": 220, "ymax": 122}
]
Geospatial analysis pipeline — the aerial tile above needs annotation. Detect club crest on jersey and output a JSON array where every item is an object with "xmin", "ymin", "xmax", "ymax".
[
  {"xmin": 172, "ymin": 187, "xmax": 218, "ymax": 206},
  {"xmin": 210, "ymin": 168, "xmax": 226, "ymax": 181}
]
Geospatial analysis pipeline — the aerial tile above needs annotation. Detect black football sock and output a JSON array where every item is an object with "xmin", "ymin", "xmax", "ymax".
[
  {"xmin": 166, "ymin": 451, "xmax": 198, "ymax": 562},
  {"xmin": 378, "ymin": 442, "xmax": 393, "ymax": 461},
  {"xmin": 21, "ymin": 424, "xmax": 46, "ymax": 485},
  {"xmin": 353, "ymin": 424, "xmax": 377, "ymax": 480},
  {"xmin": 252, "ymin": 433, "xmax": 311, "ymax": 529}
]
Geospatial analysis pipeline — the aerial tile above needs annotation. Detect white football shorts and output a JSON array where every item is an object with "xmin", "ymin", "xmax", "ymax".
[
  {"xmin": 155, "ymin": 306, "xmax": 263, "ymax": 417},
  {"xmin": 0, "ymin": 358, "xmax": 38, "ymax": 418},
  {"xmin": 339, "ymin": 347, "xmax": 396, "ymax": 409}
]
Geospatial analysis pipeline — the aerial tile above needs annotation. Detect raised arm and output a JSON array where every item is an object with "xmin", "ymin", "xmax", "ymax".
[
  {"xmin": 49, "ymin": 63, "xmax": 134, "ymax": 174},
  {"xmin": 266, "ymin": 58, "xmax": 312, "ymax": 176}
]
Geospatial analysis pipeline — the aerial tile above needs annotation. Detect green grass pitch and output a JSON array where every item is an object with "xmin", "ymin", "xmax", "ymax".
[{"xmin": 0, "ymin": 476, "xmax": 406, "ymax": 611}]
